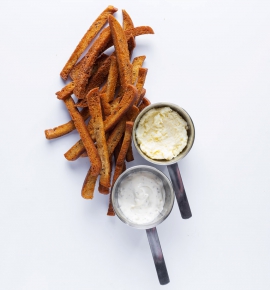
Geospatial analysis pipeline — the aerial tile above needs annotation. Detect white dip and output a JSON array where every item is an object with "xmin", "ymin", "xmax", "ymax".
[
  {"xmin": 117, "ymin": 171, "xmax": 165, "ymax": 224},
  {"xmin": 136, "ymin": 107, "xmax": 188, "ymax": 160}
]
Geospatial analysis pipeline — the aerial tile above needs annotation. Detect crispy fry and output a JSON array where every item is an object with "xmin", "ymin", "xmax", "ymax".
[
  {"xmin": 125, "ymin": 105, "xmax": 139, "ymax": 162},
  {"xmin": 56, "ymin": 82, "xmax": 75, "ymax": 100},
  {"xmin": 107, "ymin": 118, "xmax": 126, "ymax": 156},
  {"xmin": 108, "ymin": 15, "xmax": 132, "ymax": 93},
  {"xmin": 110, "ymin": 97, "xmax": 121, "ymax": 111},
  {"xmin": 135, "ymin": 68, "xmax": 148, "ymax": 105},
  {"xmin": 62, "ymin": 95, "xmax": 101, "ymax": 176},
  {"xmin": 132, "ymin": 56, "xmax": 146, "ymax": 84},
  {"xmin": 100, "ymin": 93, "xmax": 111, "ymax": 117},
  {"xmin": 138, "ymin": 96, "xmax": 151, "ymax": 112},
  {"xmin": 87, "ymin": 88, "xmax": 110, "ymax": 188},
  {"xmin": 106, "ymin": 55, "xmax": 118, "ymax": 102},
  {"xmin": 60, "ymin": 6, "xmax": 118, "ymax": 80},
  {"xmin": 83, "ymin": 56, "xmax": 112, "ymax": 99},
  {"xmin": 99, "ymin": 184, "xmax": 110, "ymax": 194},
  {"xmin": 112, "ymin": 122, "xmax": 133, "ymax": 185},
  {"xmin": 74, "ymin": 25, "xmax": 154, "ymax": 98},
  {"xmin": 107, "ymin": 194, "xmax": 115, "ymax": 216},
  {"xmin": 70, "ymin": 53, "xmax": 109, "ymax": 81},
  {"xmin": 122, "ymin": 9, "xmax": 134, "ymax": 31},
  {"xmin": 81, "ymin": 167, "xmax": 98, "ymax": 199},
  {"xmin": 45, "ymin": 107, "xmax": 89, "ymax": 139},
  {"xmin": 137, "ymin": 88, "xmax": 146, "ymax": 106}
]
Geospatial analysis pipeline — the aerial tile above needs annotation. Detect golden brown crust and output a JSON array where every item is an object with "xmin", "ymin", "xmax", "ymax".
[
  {"xmin": 60, "ymin": 6, "xmax": 118, "ymax": 80},
  {"xmin": 135, "ymin": 68, "xmax": 148, "ymax": 105},
  {"xmin": 122, "ymin": 9, "xmax": 134, "ymax": 31},
  {"xmin": 98, "ymin": 184, "xmax": 110, "ymax": 194},
  {"xmin": 87, "ymin": 89, "xmax": 111, "ymax": 188},
  {"xmin": 99, "ymin": 93, "xmax": 111, "ymax": 117},
  {"xmin": 108, "ymin": 15, "xmax": 132, "ymax": 93},
  {"xmin": 81, "ymin": 167, "xmax": 98, "ymax": 199},
  {"xmin": 137, "ymin": 88, "xmax": 146, "ymax": 106},
  {"xmin": 107, "ymin": 118, "xmax": 127, "ymax": 156},
  {"xmin": 138, "ymin": 96, "xmax": 151, "ymax": 112},
  {"xmin": 45, "ymin": 108, "xmax": 89, "ymax": 139},
  {"xmin": 132, "ymin": 56, "xmax": 146, "ymax": 84},
  {"xmin": 56, "ymin": 82, "xmax": 75, "ymax": 100},
  {"xmin": 112, "ymin": 122, "xmax": 133, "ymax": 185},
  {"xmin": 106, "ymin": 55, "xmax": 118, "ymax": 102},
  {"xmin": 63, "ymin": 96, "xmax": 101, "ymax": 176}
]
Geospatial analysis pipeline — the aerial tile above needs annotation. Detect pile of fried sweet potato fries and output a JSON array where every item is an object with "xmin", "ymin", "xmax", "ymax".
[{"xmin": 45, "ymin": 6, "xmax": 153, "ymax": 215}]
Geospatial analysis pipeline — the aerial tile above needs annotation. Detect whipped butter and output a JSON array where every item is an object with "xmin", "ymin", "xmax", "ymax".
[
  {"xmin": 136, "ymin": 107, "xmax": 188, "ymax": 160},
  {"xmin": 117, "ymin": 171, "xmax": 165, "ymax": 224}
]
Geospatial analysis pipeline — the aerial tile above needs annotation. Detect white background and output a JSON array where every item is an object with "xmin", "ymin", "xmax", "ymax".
[{"xmin": 0, "ymin": 0, "xmax": 270, "ymax": 289}]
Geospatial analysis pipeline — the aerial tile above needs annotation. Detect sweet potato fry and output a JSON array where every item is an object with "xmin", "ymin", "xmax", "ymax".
[
  {"xmin": 107, "ymin": 118, "xmax": 126, "ymax": 156},
  {"xmin": 83, "ymin": 56, "xmax": 112, "ymax": 99},
  {"xmin": 132, "ymin": 56, "xmax": 146, "ymax": 84},
  {"xmin": 45, "ymin": 107, "xmax": 89, "ymax": 139},
  {"xmin": 60, "ymin": 6, "xmax": 118, "ymax": 80},
  {"xmin": 135, "ymin": 68, "xmax": 148, "ymax": 105},
  {"xmin": 112, "ymin": 122, "xmax": 133, "ymax": 185},
  {"xmin": 138, "ymin": 96, "xmax": 151, "ymax": 112},
  {"xmin": 122, "ymin": 9, "xmax": 134, "ymax": 31},
  {"xmin": 106, "ymin": 55, "xmax": 118, "ymax": 102},
  {"xmin": 74, "ymin": 25, "xmax": 154, "ymax": 98},
  {"xmin": 100, "ymin": 93, "xmax": 111, "ymax": 117},
  {"xmin": 62, "ymin": 95, "xmax": 101, "ymax": 176},
  {"xmin": 81, "ymin": 167, "xmax": 98, "ymax": 199},
  {"xmin": 108, "ymin": 15, "xmax": 132, "ymax": 93},
  {"xmin": 87, "ymin": 88, "xmax": 110, "ymax": 188},
  {"xmin": 56, "ymin": 82, "xmax": 75, "ymax": 100},
  {"xmin": 70, "ymin": 53, "xmax": 109, "ymax": 81}
]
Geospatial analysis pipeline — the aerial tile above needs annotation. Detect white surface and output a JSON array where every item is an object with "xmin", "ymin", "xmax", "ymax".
[{"xmin": 1, "ymin": 0, "xmax": 270, "ymax": 289}]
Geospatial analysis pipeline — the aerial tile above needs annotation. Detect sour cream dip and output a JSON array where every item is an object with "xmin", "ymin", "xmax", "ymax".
[
  {"xmin": 136, "ymin": 107, "xmax": 188, "ymax": 160},
  {"xmin": 117, "ymin": 171, "xmax": 165, "ymax": 224}
]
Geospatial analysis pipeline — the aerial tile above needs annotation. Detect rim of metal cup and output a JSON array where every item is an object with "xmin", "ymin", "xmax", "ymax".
[
  {"xmin": 132, "ymin": 102, "xmax": 195, "ymax": 166},
  {"xmin": 111, "ymin": 165, "xmax": 174, "ymax": 230}
]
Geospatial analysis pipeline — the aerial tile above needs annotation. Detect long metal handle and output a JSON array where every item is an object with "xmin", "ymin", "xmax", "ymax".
[
  {"xmin": 146, "ymin": 227, "xmax": 170, "ymax": 285},
  {"xmin": 167, "ymin": 163, "xmax": 192, "ymax": 219}
]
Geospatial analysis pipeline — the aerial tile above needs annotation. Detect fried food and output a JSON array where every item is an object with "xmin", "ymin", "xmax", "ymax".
[
  {"xmin": 87, "ymin": 88, "xmax": 111, "ymax": 188},
  {"xmin": 56, "ymin": 82, "xmax": 75, "ymax": 100},
  {"xmin": 62, "ymin": 94, "xmax": 101, "ymax": 176},
  {"xmin": 122, "ymin": 9, "xmax": 134, "ymax": 31},
  {"xmin": 45, "ymin": 107, "xmax": 89, "ymax": 139},
  {"xmin": 138, "ymin": 96, "xmax": 151, "ymax": 112},
  {"xmin": 60, "ymin": 6, "xmax": 118, "ymax": 80},
  {"xmin": 100, "ymin": 93, "xmax": 111, "ymax": 117},
  {"xmin": 132, "ymin": 56, "xmax": 146, "ymax": 84},
  {"xmin": 107, "ymin": 118, "xmax": 126, "ymax": 156},
  {"xmin": 82, "ymin": 167, "xmax": 98, "ymax": 199},
  {"xmin": 135, "ymin": 68, "xmax": 148, "ymax": 105},
  {"xmin": 106, "ymin": 55, "xmax": 118, "ymax": 102},
  {"xmin": 108, "ymin": 15, "xmax": 132, "ymax": 93}
]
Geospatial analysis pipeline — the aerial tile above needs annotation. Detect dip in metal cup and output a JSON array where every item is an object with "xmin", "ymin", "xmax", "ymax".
[
  {"xmin": 133, "ymin": 103, "xmax": 195, "ymax": 219},
  {"xmin": 111, "ymin": 165, "xmax": 174, "ymax": 285}
]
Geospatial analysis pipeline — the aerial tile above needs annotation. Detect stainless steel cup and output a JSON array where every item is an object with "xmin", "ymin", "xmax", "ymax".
[
  {"xmin": 111, "ymin": 165, "xmax": 174, "ymax": 285},
  {"xmin": 133, "ymin": 103, "xmax": 195, "ymax": 219}
]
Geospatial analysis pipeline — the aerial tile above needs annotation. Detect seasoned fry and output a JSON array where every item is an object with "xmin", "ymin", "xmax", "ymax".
[
  {"xmin": 132, "ymin": 56, "xmax": 146, "ymax": 84},
  {"xmin": 106, "ymin": 55, "xmax": 118, "ymax": 102},
  {"xmin": 107, "ymin": 118, "xmax": 126, "ymax": 156},
  {"xmin": 138, "ymin": 96, "xmax": 151, "ymax": 111},
  {"xmin": 56, "ymin": 82, "xmax": 75, "ymax": 100},
  {"xmin": 45, "ymin": 107, "xmax": 89, "ymax": 139},
  {"xmin": 100, "ymin": 93, "xmax": 111, "ymax": 117},
  {"xmin": 62, "ymin": 95, "xmax": 101, "ymax": 176},
  {"xmin": 122, "ymin": 9, "xmax": 134, "ymax": 31},
  {"xmin": 137, "ymin": 88, "xmax": 146, "ymax": 106},
  {"xmin": 107, "ymin": 194, "xmax": 115, "ymax": 216},
  {"xmin": 80, "ymin": 151, "xmax": 88, "ymax": 158},
  {"xmin": 125, "ymin": 106, "xmax": 139, "ymax": 162},
  {"xmin": 82, "ymin": 167, "xmax": 98, "ymax": 199},
  {"xmin": 74, "ymin": 25, "xmax": 154, "ymax": 98},
  {"xmin": 87, "ymin": 88, "xmax": 110, "ymax": 188},
  {"xmin": 113, "ymin": 122, "xmax": 133, "ymax": 185},
  {"xmin": 60, "ymin": 6, "xmax": 118, "ymax": 80},
  {"xmin": 70, "ymin": 53, "xmax": 109, "ymax": 81},
  {"xmin": 135, "ymin": 68, "xmax": 148, "ymax": 105},
  {"xmin": 99, "ymin": 184, "xmax": 110, "ymax": 194},
  {"xmin": 108, "ymin": 15, "xmax": 132, "ymax": 92},
  {"xmin": 83, "ymin": 56, "xmax": 112, "ymax": 99}
]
